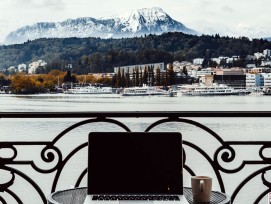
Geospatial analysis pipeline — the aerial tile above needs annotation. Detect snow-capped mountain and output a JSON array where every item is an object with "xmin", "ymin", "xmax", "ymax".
[{"xmin": 4, "ymin": 7, "xmax": 197, "ymax": 45}]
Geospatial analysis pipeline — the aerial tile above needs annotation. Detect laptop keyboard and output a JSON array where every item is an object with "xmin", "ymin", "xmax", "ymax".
[{"xmin": 92, "ymin": 195, "xmax": 180, "ymax": 201}]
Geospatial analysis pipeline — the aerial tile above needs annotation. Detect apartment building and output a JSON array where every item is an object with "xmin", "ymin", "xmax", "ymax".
[
  {"xmin": 246, "ymin": 74, "xmax": 256, "ymax": 87},
  {"xmin": 255, "ymin": 73, "xmax": 271, "ymax": 87}
]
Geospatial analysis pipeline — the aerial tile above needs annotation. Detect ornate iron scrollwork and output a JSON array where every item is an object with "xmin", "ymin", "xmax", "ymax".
[{"xmin": 0, "ymin": 111, "xmax": 271, "ymax": 203}]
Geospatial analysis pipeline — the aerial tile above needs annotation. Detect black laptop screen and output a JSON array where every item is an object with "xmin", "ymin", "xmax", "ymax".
[{"xmin": 88, "ymin": 132, "xmax": 183, "ymax": 195}]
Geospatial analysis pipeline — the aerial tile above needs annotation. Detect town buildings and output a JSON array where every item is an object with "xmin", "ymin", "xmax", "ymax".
[{"xmin": 1, "ymin": 48, "xmax": 271, "ymax": 89}]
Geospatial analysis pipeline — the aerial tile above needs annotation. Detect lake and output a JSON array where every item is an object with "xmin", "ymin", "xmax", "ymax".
[{"xmin": 0, "ymin": 93, "xmax": 270, "ymax": 204}]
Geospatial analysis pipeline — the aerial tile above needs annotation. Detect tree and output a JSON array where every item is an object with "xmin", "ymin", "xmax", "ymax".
[
  {"xmin": 165, "ymin": 70, "xmax": 169, "ymax": 86},
  {"xmin": 132, "ymin": 68, "xmax": 135, "ymax": 87},
  {"xmin": 135, "ymin": 67, "xmax": 139, "ymax": 87},
  {"xmin": 64, "ymin": 71, "xmax": 76, "ymax": 83},
  {"xmin": 140, "ymin": 67, "xmax": 143, "ymax": 87},
  {"xmin": 143, "ymin": 66, "xmax": 148, "ymax": 85},
  {"xmin": 233, "ymin": 58, "xmax": 246, "ymax": 67},
  {"xmin": 219, "ymin": 59, "xmax": 227, "ymax": 68},
  {"xmin": 156, "ymin": 67, "xmax": 161, "ymax": 86},
  {"xmin": 111, "ymin": 74, "xmax": 117, "ymax": 87},
  {"xmin": 0, "ymin": 75, "xmax": 11, "ymax": 86},
  {"xmin": 121, "ymin": 68, "xmax": 125, "ymax": 88},
  {"xmin": 11, "ymin": 74, "xmax": 39, "ymax": 94},
  {"xmin": 125, "ymin": 69, "xmax": 130, "ymax": 87},
  {"xmin": 183, "ymin": 66, "xmax": 188, "ymax": 76},
  {"xmin": 168, "ymin": 63, "xmax": 175, "ymax": 85},
  {"xmin": 149, "ymin": 66, "xmax": 154, "ymax": 86},
  {"xmin": 208, "ymin": 60, "xmax": 218, "ymax": 68},
  {"xmin": 115, "ymin": 67, "xmax": 121, "ymax": 88}
]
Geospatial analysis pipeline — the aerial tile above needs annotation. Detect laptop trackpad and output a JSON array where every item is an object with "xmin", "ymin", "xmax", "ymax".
[{"xmin": 120, "ymin": 201, "xmax": 154, "ymax": 204}]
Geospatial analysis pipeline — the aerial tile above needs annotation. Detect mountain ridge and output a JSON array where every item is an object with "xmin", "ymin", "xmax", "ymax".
[
  {"xmin": 1, "ymin": 32, "xmax": 271, "ymax": 73},
  {"xmin": 4, "ymin": 7, "xmax": 197, "ymax": 45}
]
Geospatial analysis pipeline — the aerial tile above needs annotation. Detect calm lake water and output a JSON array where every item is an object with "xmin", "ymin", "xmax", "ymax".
[
  {"xmin": 0, "ymin": 93, "xmax": 270, "ymax": 203},
  {"xmin": 0, "ymin": 93, "xmax": 270, "ymax": 112}
]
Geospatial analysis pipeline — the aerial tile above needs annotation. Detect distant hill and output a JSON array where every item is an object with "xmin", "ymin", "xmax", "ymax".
[
  {"xmin": 0, "ymin": 32, "xmax": 271, "ymax": 74},
  {"xmin": 4, "ymin": 7, "xmax": 197, "ymax": 45}
]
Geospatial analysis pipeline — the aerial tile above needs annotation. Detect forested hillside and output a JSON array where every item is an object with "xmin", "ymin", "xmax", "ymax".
[{"xmin": 0, "ymin": 32, "xmax": 271, "ymax": 74}]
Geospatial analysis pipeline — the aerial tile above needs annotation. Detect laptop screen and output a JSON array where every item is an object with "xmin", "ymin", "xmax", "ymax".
[{"xmin": 88, "ymin": 132, "xmax": 183, "ymax": 195}]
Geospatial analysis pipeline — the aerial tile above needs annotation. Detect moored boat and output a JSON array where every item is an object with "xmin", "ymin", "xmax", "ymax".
[
  {"xmin": 178, "ymin": 83, "xmax": 250, "ymax": 96},
  {"xmin": 122, "ymin": 85, "xmax": 176, "ymax": 96},
  {"xmin": 64, "ymin": 84, "xmax": 113, "ymax": 94}
]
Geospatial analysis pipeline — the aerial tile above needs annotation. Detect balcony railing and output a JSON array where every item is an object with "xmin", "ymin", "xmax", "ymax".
[{"xmin": 0, "ymin": 111, "xmax": 271, "ymax": 204}]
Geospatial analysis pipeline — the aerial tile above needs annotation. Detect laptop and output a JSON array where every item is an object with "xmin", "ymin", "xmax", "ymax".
[{"xmin": 84, "ymin": 132, "xmax": 188, "ymax": 204}]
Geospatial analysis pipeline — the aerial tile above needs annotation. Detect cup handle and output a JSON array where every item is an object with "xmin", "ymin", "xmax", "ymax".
[{"xmin": 200, "ymin": 180, "xmax": 204, "ymax": 192}]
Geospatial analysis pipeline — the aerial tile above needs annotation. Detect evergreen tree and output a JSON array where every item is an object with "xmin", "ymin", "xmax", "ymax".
[
  {"xmin": 115, "ymin": 67, "xmax": 121, "ymax": 88},
  {"xmin": 156, "ymin": 67, "xmax": 161, "ymax": 86},
  {"xmin": 183, "ymin": 66, "xmax": 188, "ymax": 83},
  {"xmin": 150, "ymin": 66, "xmax": 154, "ymax": 86},
  {"xmin": 132, "ymin": 68, "xmax": 135, "ymax": 87},
  {"xmin": 143, "ymin": 66, "xmax": 148, "ymax": 85},
  {"xmin": 183, "ymin": 66, "xmax": 188, "ymax": 76},
  {"xmin": 63, "ymin": 70, "xmax": 76, "ymax": 83},
  {"xmin": 161, "ymin": 72, "xmax": 166, "ymax": 86},
  {"xmin": 165, "ymin": 70, "xmax": 169, "ymax": 86},
  {"xmin": 140, "ymin": 67, "xmax": 143, "ymax": 87},
  {"xmin": 125, "ymin": 69, "xmax": 130, "ymax": 87},
  {"xmin": 147, "ymin": 65, "xmax": 151, "ymax": 86},
  {"xmin": 135, "ymin": 66, "xmax": 139, "ymax": 87},
  {"xmin": 121, "ymin": 69, "xmax": 125, "ymax": 87},
  {"xmin": 168, "ymin": 63, "xmax": 175, "ymax": 85},
  {"xmin": 111, "ymin": 74, "xmax": 116, "ymax": 87}
]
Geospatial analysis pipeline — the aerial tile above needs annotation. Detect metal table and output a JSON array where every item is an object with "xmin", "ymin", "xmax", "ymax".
[
  {"xmin": 47, "ymin": 187, "xmax": 231, "ymax": 204},
  {"xmin": 184, "ymin": 188, "xmax": 231, "ymax": 204}
]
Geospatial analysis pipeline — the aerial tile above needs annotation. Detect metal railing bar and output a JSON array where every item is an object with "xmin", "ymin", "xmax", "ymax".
[{"xmin": 1, "ymin": 111, "xmax": 271, "ymax": 118}]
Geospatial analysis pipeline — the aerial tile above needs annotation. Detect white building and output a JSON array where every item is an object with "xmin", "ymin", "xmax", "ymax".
[
  {"xmin": 261, "ymin": 60, "xmax": 271, "ymax": 67},
  {"xmin": 254, "ymin": 52, "xmax": 265, "ymax": 59},
  {"xmin": 263, "ymin": 49, "xmax": 271, "ymax": 57},
  {"xmin": 7, "ymin": 66, "xmax": 16, "ymax": 74},
  {"xmin": 226, "ymin": 56, "xmax": 239, "ymax": 64},
  {"xmin": 18, "ymin": 63, "xmax": 27, "ymax": 72},
  {"xmin": 193, "ymin": 58, "xmax": 204, "ymax": 65},
  {"xmin": 215, "ymin": 68, "xmax": 245, "ymax": 75},
  {"xmin": 246, "ymin": 64, "xmax": 256, "ymax": 68},
  {"xmin": 196, "ymin": 68, "xmax": 214, "ymax": 78},
  {"xmin": 211, "ymin": 58, "xmax": 221, "ymax": 65},
  {"xmin": 246, "ymin": 55, "xmax": 256, "ymax": 61},
  {"xmin": 172, "ymin": 61, "xmax": 193, "ymax": 72},
  {"xmin": 253, "ymin": 73, "xmax": 271, "ymax": 87},
  {"xmin": 246, "ymin": 74, "xmax": 256, "ymax": 87},
  {"xmin": 28, "ymin": 60, "xmax": 47, "ymax": 74},
  {"xmin": 261, "ymin": 73, "xmax": 271, "ymax": 87}
]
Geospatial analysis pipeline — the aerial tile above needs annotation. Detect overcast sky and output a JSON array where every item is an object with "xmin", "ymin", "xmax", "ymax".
[{"xmin": 0, "ymin": 0, "xmax": 270, "ymax": 42}]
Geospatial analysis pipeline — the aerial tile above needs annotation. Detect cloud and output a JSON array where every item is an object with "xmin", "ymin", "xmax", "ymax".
[
  {"xmin": 41, "ymin": 0, "xmax": 65, "ymax": 10},
  {"xmin": 237, "ymin": 23, "xmax": 251, "ymax": 31},
  {"xmin": 9, "ymin": 0, "xmax": 65, "ymax": 10},
  {"xmin": 221, "ymin": 5, "xmax": 234, "ymax": 13}
]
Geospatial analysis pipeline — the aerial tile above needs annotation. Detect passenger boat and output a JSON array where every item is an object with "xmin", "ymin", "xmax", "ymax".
[
  {"xmin": 122, "ymin": 86, "xmax": 177, "ymax": 97},
  {"xmin": 178, "ymin": 83, "xmax": 249, "ymax": 96},
  {"xmin": 64, "ymin": 84, "xmax": 113, "ymax": 94}
]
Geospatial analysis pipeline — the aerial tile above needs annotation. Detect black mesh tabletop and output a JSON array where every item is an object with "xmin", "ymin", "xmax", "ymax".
[
  {"xmin": 184, "ymin": 187, "xmax": 231, "ymax": 204},
  {"xmin": 47, "ymin": 187, "xmax": 231, "ymax": 204},
  {"xmin": 47, "ymin": 187, "xmax": 87, "ymax": 204}
]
